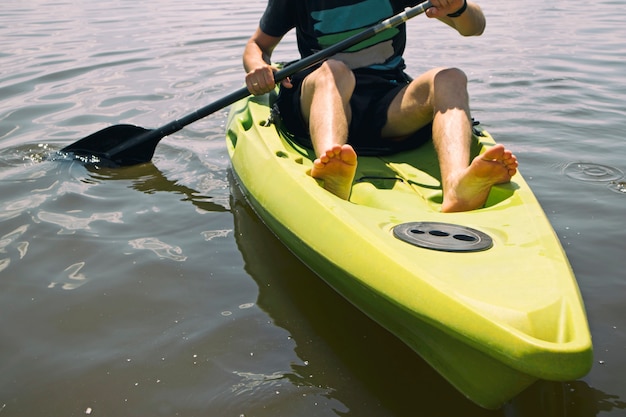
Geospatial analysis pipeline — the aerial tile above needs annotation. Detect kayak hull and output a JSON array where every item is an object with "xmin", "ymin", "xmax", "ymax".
[{"xmin": 226, "ymin": 93, "xmax": 593, "ymax": 409}]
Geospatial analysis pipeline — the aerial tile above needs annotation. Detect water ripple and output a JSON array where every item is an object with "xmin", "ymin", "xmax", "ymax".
[
  {"xmin": 37, "ymin": 210, "xmax": 124, "ymax": 234},
  {"xmin": 608, "ymin": 181, "xmax": 626, "ymax": 195},
  {"xmin": 127, "ymin": 237, "xmax": 187, "ymax": 261},
  {"xmin": 201, "ymin": 229, "xmax": 231, "ymax": 241},
  {"xmin": 48, "ymin": 261, "xmax": 88, "ymax": 291},
  {"xmin": 563, "ymin": 162, "xmax": 624, "ymax": 183},
  {"xmin": 0, "ymin": 224, "xmax": 30, "ymax": 274}
]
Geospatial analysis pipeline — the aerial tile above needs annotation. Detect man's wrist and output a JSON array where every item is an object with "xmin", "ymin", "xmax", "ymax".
[{"xmin": 447, "ymin": 0, "xmax": 468, "ymax": 18}]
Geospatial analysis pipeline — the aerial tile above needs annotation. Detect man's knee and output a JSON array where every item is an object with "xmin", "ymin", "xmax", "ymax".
[
  {"xmin": 311, "ymin": 59, "xmax": 356, "ymax": 90},
  {"xmin": 434, "ymin": 67, "xmax": 468, "ymax": 87}
]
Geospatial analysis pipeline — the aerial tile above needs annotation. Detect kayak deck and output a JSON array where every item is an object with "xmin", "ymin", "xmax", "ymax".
[{"xmin": 226, "ymin": 92, "xmax": 593, "ymax": 409}]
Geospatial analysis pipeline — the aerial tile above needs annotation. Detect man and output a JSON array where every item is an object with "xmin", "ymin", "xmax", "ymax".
[{"xmin": 242, "ymin": 0, "xmax": 518, "ymax": 212}]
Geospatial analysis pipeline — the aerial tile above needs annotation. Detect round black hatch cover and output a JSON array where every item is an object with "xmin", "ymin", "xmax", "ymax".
[{"xmin": 393, "ymin": 222, "xmax": 493, "ymax": 252}]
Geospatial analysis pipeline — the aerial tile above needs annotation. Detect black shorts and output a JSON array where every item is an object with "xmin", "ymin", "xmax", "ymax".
[{"xmin": 275, "ymin": 65, "xmax": 432, "ymax": 156}]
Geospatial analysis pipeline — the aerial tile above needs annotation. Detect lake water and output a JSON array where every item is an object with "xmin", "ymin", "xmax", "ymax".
[{"xmin": 1, "ymin": 0, "xmax": 625, "ymax": 416}]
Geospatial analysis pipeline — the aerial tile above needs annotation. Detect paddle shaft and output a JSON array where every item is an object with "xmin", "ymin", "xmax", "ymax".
[{"xmin": 102, "ymin": 1, "xmax": 432, "ymax": 158}]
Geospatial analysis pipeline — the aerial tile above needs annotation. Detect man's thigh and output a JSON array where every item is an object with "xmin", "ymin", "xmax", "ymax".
[{"xmin": 382, "ymin": 68, "xmax": 440, "ymax": 139}]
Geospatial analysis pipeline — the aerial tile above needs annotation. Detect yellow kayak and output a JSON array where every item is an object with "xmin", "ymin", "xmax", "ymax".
[{"xmin": 226, "ymin": 92, "xmax": 593, "ymax": 409}]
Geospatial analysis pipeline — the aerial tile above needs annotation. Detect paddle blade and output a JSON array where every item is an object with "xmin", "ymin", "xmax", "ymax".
[{"xmin": 61, "ymin": 124, "xmax": 157, "ymax": 166}]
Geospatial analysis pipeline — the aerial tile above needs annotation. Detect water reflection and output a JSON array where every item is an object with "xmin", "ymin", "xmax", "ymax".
[
  {"xmin": 85, "ymin": 162, "xmax": 229, "ymax": 213},
  {"xmin": 1, "ymin": 145, "xmax": 228, "ymax": 233},
  {"xmin": 1, "ymin": 140, "xmax": 230, "ymax": 212},
  {"xmin": 0, "ymin": 144, "xmax": 230, "ymax": 295},
  {"xmin": 507, "ymin": 380, "xmax": 626, "ymax": 417}
]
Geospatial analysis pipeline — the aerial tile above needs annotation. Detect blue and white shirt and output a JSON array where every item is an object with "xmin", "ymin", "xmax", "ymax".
[{"xmin": 260, "ymin": 0, "xmax": 421, "ymax": 71}]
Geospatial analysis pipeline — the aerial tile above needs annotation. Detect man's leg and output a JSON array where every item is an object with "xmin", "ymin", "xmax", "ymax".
[
  {"xmin": 383, "ymin": 67, "xmax": 518, "ymax": 212},
  {"xmin": 300, "ymin": 60, "xmax": 358, "ymax": 200}
]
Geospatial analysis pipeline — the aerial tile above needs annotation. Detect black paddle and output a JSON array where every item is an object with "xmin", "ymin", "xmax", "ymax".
[{"xmin": 61, "ymin": 1, "xmax": 432, "ymax": 167}]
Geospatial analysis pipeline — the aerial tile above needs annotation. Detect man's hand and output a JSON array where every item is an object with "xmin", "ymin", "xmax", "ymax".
[
  {"xmin": 245, "ymin": 64, "xmax": 276, "ymax": 95},
  {"xmin": 424, "ymin": 0, "xmax": 485, "ymax": 36},
  {"xmin": 425, "ymin": 0, "xmax": 467, "ymax": 19},
  {"xmin": 245, "ymin": 64, "xmax": 293, "ymax": 96}
]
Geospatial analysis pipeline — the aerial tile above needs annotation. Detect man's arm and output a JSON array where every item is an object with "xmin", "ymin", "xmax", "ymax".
[
  {"xmin": 426, "ymin": 0, "xmax": 486, "ymax": 36},
  {"xmin": 243, "ymin": 27, "xmax": 285, "ymax": 95}
]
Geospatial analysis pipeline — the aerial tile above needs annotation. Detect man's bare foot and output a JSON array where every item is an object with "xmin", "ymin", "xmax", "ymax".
[
  {"xmin": 441, "ymin": 144, "xmax": 518, "ymax": 213},
  {"xmin": 311, "ymin": 144, "xmax": 358, "ymax": 200}
]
